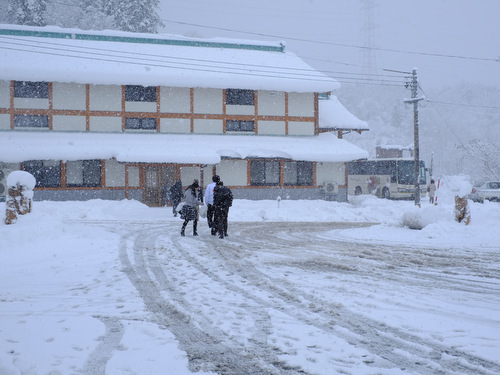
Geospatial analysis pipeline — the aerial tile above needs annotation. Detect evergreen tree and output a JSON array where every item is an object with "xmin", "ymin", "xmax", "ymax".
[
  {"xmin": 110, "ymin": 0, "xmax": 163, "ymax": 33},
  {"xmin": 8, "ymin": 0, "xmax": 47, "ymax": 26},
  {"xmin": 74, "ymin": 0, "xmax": 163, "ymax": 33},
  {"xmin": 13, "ymin": 0, "xmax": 163, "ymax": 33}
]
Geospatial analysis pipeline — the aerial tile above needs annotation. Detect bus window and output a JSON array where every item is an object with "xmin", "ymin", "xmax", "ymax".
[
  {"xmin": 419, "ymin": 161, "xmax": 427, "ymax": 184},
  {"xmin": 397, "ymin": 160, "xmax": 414, "ymax": 185},
  {"xmin": 377, "ymin": 160, "xmax": 397, "ymax": 183}
]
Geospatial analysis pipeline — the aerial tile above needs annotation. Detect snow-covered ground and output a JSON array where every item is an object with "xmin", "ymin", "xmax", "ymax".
[{"xmin": 1, "ymin": 176, "xmax": 499, "ymax": 374}]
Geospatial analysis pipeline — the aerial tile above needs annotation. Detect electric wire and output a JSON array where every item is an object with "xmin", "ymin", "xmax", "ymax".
[
  {"xmin": 425, "ymin": 99, "xmax": 500, "ymax": 112},
  {"xmin": 0, "ymin": 35, "xmax": 404, "ymax": 81},
  {"xmin": 0, "ymin": 38, "xmax": 339, "ymax": 83},
  {"xmin": 32, "ymin": 1, "xmax": 500, "ymax": 64},
  {"xmin": 0, "ymin": 35, "xmax": 409, "ymax": 87},
  {"xmin": 160, "ymin": 19, "xmax": 499, "ymax": 63},
  {"xmin": 417, "ymin": 84, "xmax": 468, "ymax": 149}
]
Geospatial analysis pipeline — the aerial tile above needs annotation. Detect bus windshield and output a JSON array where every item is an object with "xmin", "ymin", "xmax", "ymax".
[{"xmin": 397, "ymin": 160, "xmax": 426, "ymax": 185}]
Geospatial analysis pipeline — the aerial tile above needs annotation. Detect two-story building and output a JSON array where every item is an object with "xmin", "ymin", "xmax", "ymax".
[{"xmin": 0, "ymin": 24, "xmax": 368, "ymax": 205}]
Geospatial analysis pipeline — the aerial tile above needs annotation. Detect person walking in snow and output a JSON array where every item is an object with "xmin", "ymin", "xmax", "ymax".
[
  {"xmin": 169, "ymin": 179, "xmax": 183, "ymax": 217},
  {"xmin": 180, "ymin": 179, "xmax": 202, "ymax": 236},
  {"xmin": 213, "ymin": 180, "xmax": 233, "ymax": 239},
  {"xmin": 204, "ymin": 175, "xmax": 220, "ymax": 235},
  {"xmin": 427, "ymin": 179, "xmax": 437, "ymax": 204}
]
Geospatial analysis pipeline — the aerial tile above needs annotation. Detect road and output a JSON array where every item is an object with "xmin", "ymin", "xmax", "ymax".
[{"xmin": 104, "ymin": 221, "xmax": 500, "ymax": 375}]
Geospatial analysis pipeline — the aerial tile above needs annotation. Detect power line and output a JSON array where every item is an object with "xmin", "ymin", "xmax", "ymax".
[
  {"xmin": 0, "ymin": 35, "xmax": 408, "ymax": 87},
  {"xmin": 0, "ymin": 36, "xmax": 334, "ymax": 80},
  {"xmin": 16, "ymin": 0, "xmax": 500, "ymax": 66},
  {"xmin": 161, "ymin": 19, "xmax": 500, "ymax": 63},
  {"xmin": 425, "ymin": 99, "xmax": 500, "ymax": 111},
  {"xmin": 418, "ymin": 83, "xmax": 500, "ymax": 112},
  {"xmin": 0, "ymin": 35, "xmax": 405, "ymax": 81},
  {"xmin": 418, "ymin": 89, "xmax": 466, "ymax": 147}
]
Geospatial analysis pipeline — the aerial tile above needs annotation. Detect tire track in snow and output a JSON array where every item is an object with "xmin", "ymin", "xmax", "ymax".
[
  {"xmin": 120, "ymin": 225, "xmax": 307, "ymax": 375},
  {"xmin": 82, "ymin": 317, "xmax": 124, "ymax": 375},
  {"xmin": 210, "ymin": 222, "xmax": 500, "ymax": 375},
  {"xmin": 108, "ymin": 220, "xmax": 499, "ymax": 375},
  {"xmin": 150, "ymin": 224, "xmax": 432, "ymax": 373}
]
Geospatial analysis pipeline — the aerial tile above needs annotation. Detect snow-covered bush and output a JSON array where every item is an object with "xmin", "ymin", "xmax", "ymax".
[{"xmin": 4, "ymin": 171, "xmax": 36, "ymax": 225}]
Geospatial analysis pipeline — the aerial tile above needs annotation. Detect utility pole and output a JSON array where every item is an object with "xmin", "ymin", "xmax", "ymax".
[
  {"xmin": 404, "ymin": 68, "xmax": 424, "ymax": 206},
  {"xmin": 429, "ymin": 152, "xmax": 433, "ymax": 180}
]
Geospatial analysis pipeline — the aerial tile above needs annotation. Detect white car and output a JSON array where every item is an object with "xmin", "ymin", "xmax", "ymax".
[{"xmin": 468, "ymin": 181, "xmax": 500, "ymax": 202}]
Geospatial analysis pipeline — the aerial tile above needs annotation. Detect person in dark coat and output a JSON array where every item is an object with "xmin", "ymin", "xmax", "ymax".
[
  {"xmin": 213, "ymin": 181, "xmax": 233, "ymax": 239},
  {"xmin": 204, "ymin": 175, "xmax": 220, "ymax": 235},
  {"xmin": 169, "ymin": 179, "xmax": 183, "ymax": 217},
  {"xmin": 180, "ymin": 180, "xmax": 202, "ymax": 236}
]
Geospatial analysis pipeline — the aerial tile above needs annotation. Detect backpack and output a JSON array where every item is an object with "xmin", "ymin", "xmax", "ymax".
[
  {"xmin": 225, "ymin": 187, "xmax": 233, "ymax": 207},
  {"xmin": 216, "ymin": 186, "xmax": 233, "ymax": 207}
]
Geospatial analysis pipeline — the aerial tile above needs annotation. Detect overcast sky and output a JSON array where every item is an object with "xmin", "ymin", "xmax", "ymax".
[{"xmin": 158, "ymin": 0, "xmax": 500, "ymax": 91}]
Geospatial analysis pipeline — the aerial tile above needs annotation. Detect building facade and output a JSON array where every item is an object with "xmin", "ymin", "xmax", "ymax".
[{"xmin": 0, "ymin": 25, "xmax": 368, "ymax": 205}]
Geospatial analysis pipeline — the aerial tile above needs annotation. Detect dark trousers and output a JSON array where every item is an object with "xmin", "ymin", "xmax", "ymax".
[
  {"xmin": 214, "ymin": 206, "xmax": 229, "ymax": 237},
  {"xmin": 181, "ymin": 219, "xmax": 198, "ymax": 236},
  {"xmin": 206, "ymin": 204, "xmax": 215, "ymax": 228},
  {"xmin": 172, "ymin": 200, "xmax": 181, "ymax": 216}
]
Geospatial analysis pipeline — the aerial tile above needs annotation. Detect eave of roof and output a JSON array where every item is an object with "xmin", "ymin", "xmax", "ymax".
[
  {"xmin": 318, "ymin": 95, "xmax": 369, "ymax": 131},
  {"xmin": 0, "ymin": 27, "xmax": 286, "ymax": 52},
  {"xmin": 0, "ymin": 131, "xmax": 369, "ymax": 164}
]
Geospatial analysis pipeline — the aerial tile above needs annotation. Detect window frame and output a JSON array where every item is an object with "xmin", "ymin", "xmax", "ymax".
[
  {"xmin": 125, "ymin": 85, "xmax": 157, "ymax": 102},
  {"xmin": 14, "ymin": 114, "xmax": 49, "ymax": 128},
  {"xmin": 66, "ymin": 160, "xmax": 102, "ymax": 188},
  {"xmin": 226, "ymin": 120, "xmax": 255, "ymax": 132},
  {"xmin": 226, "ymin": 89, "xmax": 255, "ymax": 106},
  {"xmin": 250, "ymin": 160, "xmax": 280, "ymax": 186},
  {"xmin": 283, "ymin": 161, "xmax": 313, "ymax": 186},
  {"xmin": 14, "ymin": 81, "xmax": 49, "ymax": 99},
  {"xmin": 23, "ymin": 160, "xmax": 61, "ymax": 188},
  {"xmin": 125, "ymin": 117, "xmax": 157, "ymax": 131}
]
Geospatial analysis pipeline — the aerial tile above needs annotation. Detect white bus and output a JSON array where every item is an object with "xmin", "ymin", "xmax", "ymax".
[{"xmin": 347, "ymin": 158, "xmax": 427, "ymax": 199}]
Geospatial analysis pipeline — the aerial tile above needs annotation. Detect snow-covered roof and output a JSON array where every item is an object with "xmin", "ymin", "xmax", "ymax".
[
  {"xmin": 377, "ymin": 145, "xmax": 412, "ymax": 150},
  {"xmin": 319, "ymin": 95, "xmax": 369, "ymax": 131},
  {"xmin": 0, "ymin": 131, "xmax": 368, "ymax": 164},
  {"xmin": 0, "ymin": 24, "xmax": 340, "ymax": 93}
]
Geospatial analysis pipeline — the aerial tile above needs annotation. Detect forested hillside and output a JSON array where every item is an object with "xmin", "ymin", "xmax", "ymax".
[
  {"xmin": 337, "ymin": 82, "xmax": 500, "ymax": 183},
  {"xmin": 1, "ymin": 0, "xmax": 163, "ymax": 33}
]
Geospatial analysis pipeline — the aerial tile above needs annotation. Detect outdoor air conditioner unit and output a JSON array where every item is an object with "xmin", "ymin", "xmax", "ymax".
[
  {"xmin": 0, "ymin": 168, "xmax": 7, "ymax": 201},
  {"xmin": 323, "ymin": 181, "xmax": 336, "ymax": 194}
]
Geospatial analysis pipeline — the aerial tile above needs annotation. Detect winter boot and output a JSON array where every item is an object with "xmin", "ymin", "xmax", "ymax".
[{"xmin": 181, "ymin": 221, "xmax": 187, "ymax": 236}]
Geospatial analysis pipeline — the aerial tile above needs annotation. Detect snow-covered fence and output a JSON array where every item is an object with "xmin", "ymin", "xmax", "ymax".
[{"xmin": 4, "ymin": 171, "xmax": 36, "ymax": 225}]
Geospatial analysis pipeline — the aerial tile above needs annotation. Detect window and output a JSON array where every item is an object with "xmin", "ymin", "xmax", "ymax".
[
  {"xmin": 14, "ymin": 115, "xmax": 49, "ymax": 128},
  {"xmin": 23, "ymin": 160, "xmax": 61, "ymax": 188},
  {"xmin": 125, "ymin": 117, "xmax": 157, "ymax": 130},
  {"xmin": 125, "ymin": 85, "xmax": 156, "ymax": 102},
  {"xmin": 284, "ymin": 161, "xmax": 313, "ymax": 186},
  {"xmin": 250, "ymin": 160, "xmax": 280, "ymax": 186},
  {"xmin": 226, "ymin": 120, "xmax": 255, "ymax": 132},
  {"xmin": 397, "ymin": 160, "xmax": 414, "ymax": 185},
  {"xmin": 14, "ymin": 81, "xmax": 49, "ymax": 99},
  {"xmin": 66, "ymin": 160, "xmax": 102, "ymax": 187},
  {"xmin": 226, "ymin": 89, "xmax": 254, "ymax": 105}
]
